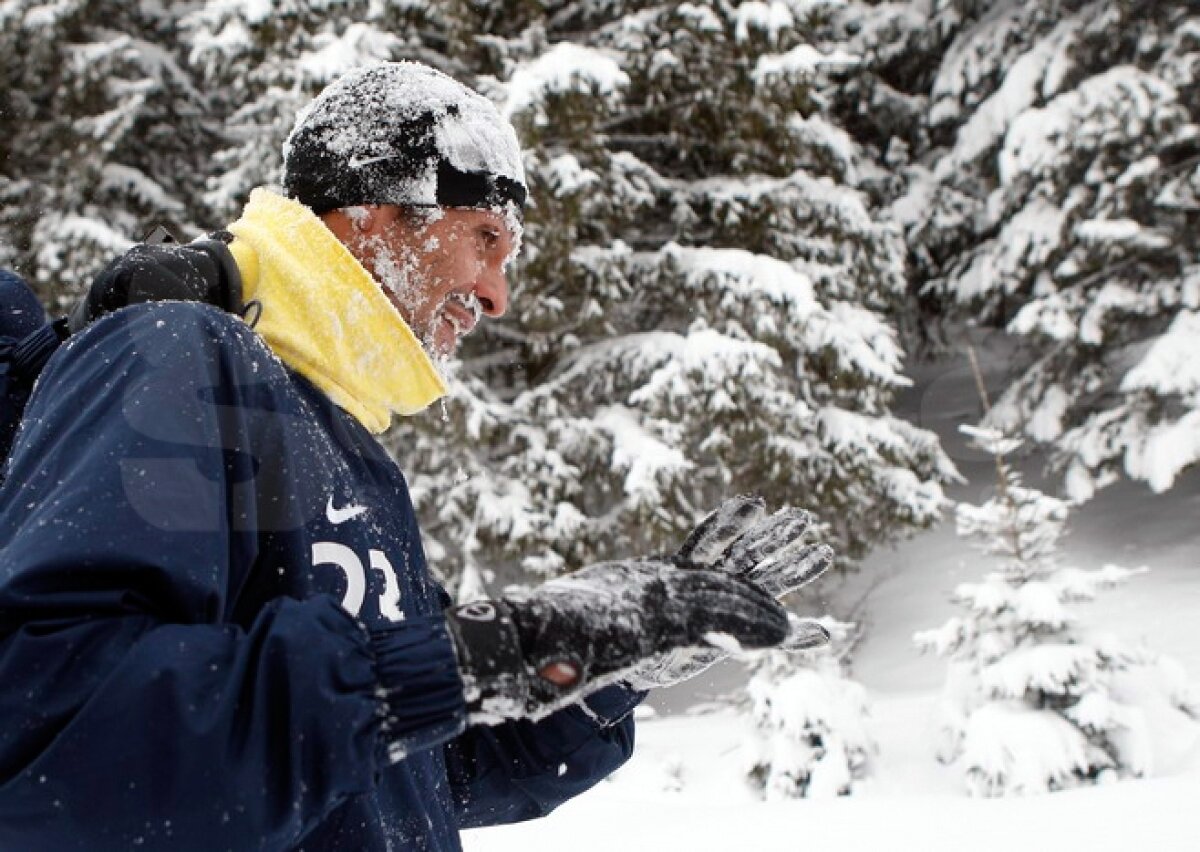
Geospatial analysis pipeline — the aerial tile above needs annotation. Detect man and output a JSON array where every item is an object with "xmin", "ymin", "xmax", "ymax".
[{"xmin": 0, "ymin": 62, "xmax": 830, "ymax": 850}]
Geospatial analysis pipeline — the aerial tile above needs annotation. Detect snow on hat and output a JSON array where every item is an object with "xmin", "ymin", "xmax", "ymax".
[{"xmin": 283, "ymin": 61, "xmax": 527, "ymax": 217}]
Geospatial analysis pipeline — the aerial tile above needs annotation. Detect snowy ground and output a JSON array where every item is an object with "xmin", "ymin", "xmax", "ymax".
[
  {"xmin": 464, "ymin": 355, "xmax": 1200, "ymax": 852},
  {"xmin": 464, "ymin": 710, "xmax": 1199, "ymax": 851}
]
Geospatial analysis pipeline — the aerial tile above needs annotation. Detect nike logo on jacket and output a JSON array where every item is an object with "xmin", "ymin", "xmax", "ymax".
[{"xmin": 327, "ymin": 496, "xmax": 368, "ymax": 525}]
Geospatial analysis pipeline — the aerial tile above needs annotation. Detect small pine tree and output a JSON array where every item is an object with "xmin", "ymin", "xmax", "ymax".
[
  {"xmin": 744, "ymin": 620, "xmax": 874, "ymax": 799},
  {"xmin": 915, "ymin": 358, "xmax": 1196, "ymax": 795}
]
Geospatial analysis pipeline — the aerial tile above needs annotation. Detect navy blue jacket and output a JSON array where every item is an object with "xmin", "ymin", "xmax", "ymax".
[{"xmin": 0, "ymin": 302, "xmax": 640, "ymax": 851}]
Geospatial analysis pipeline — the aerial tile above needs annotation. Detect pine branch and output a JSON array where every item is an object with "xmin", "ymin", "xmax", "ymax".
[{"xmin": 598, "ymin": 94, "xmax": 704, "ymax": 132}]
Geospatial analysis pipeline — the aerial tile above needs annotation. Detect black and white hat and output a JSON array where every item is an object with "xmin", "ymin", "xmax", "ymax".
[{"xmin": 283, "ymin": 61, "xmax": 527, "ymax": 217}]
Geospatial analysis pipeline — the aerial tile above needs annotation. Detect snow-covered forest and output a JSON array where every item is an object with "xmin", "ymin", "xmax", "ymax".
[{"xmin": 2, "ymin": 0, "xmax": 1197, "ymax": 846}]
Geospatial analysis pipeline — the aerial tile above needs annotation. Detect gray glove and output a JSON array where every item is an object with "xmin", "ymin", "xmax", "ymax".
[
  {"xmin": 444, "ymin": 533, "xmax": 796, "ymax": 723},
  {"xmin": 625, "ymin": 495, "xmax": 833, "ymax": 690}
]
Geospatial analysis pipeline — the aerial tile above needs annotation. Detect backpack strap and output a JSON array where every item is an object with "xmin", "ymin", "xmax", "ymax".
[
  {"xmin": 68, "ymin": 231, "xmax": 244, "ymax": 334},
  {"xmin": 193, "ymin": 230, "xmax": 244, "ymax": 317}
]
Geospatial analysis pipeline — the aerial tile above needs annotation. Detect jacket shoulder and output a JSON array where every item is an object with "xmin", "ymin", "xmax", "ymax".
[
  {"xmin": 47, "ymin": 301, "xmax": 284, "ymax": 399},
  {"xmin": 76, "ymin": 299, "xmax": 263, "ymax": 351}
]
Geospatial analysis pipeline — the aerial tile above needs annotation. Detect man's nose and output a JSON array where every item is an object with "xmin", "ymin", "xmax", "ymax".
[{"xmin": 475, "ymin": 260, "xmax": 509, "ymax": 318}]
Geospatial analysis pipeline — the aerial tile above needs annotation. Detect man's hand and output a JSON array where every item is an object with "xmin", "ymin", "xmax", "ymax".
[
  {"xmin": 445, "ymin": 555, "xmax": 791, "ymax": 723},
  {"xmin": 626, "ymin": 495, "xmax": 833, "ymax": 690},
  {"xmin": 444, "ymin": 495, "xmax": 834, "ymax": 722}
]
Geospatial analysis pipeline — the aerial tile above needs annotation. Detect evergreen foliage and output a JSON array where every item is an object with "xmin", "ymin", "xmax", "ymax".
[
  {"xmin": 390, "ymin": 1, "xmax": 956, "ymax": 593},
  {"xmin": 3, "ymin": 1, "xmax": 957, "ymax": 596},
  {"xmin": 745, "ymin": 620, "xmax": 875, "ymax": 798},
  {"xmin": 0, "ymin": 0, "xmax": 214, "ymax": 308},
  {"xmin": 915, "ymin": 421, "xmax": 1195, "ymax": 796},
  {"xmin": 895, "ymin": 0, "xmax": 1200, "ymax": 499}
]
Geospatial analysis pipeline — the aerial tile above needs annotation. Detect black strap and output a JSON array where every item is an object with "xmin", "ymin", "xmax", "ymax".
[{"xmin": 443, "ymin": 600, "xmax": 530, "ymax": 715}]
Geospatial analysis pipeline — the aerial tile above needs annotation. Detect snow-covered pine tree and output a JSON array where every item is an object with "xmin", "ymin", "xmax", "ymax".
[
  {"xmin": 0, "ymin": 0, "xmax": 213, "ymax": 306},
  {"xmin": 915, "ymin": 388, "xmax": 1194, "ymax": 795},
  {"xmin": 3, "ymin": 1, "xmax": 958, "ymax": 595},
  {"xmin": 745, "ymin": 620, "xmax": 874, "ymax": 798},
  {"xmin": 897, "ymin": 0, "xmax": 1200, "ymax": 499},
  {"xmin": 386, "ymin": 0, "xmax": 959, "ymax": 594}
]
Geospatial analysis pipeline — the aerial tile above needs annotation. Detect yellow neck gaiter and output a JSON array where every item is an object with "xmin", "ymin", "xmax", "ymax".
[{"xmin": 226, "ymin": 188, "xmax": 447, "ymax": 434}]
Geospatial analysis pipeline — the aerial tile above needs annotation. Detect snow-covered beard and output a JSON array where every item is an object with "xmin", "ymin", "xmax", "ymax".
[
  {"xmin": 360, "ymin": 233, "xmax": 481, "ymax": 360},
  {"xmin": 367, "ymin": 237, "xmax": 421, "ymax": 314}
]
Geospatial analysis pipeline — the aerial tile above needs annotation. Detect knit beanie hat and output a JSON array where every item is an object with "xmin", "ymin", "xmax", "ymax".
[{"xmin": 282, "ymin": 61, "xmax": 527, "ymax": 217}]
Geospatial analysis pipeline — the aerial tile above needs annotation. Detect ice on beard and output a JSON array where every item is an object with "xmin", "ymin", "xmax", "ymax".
[{"xmin": 364, "ymin": 237, "xmax": 422, "ymax": 306}]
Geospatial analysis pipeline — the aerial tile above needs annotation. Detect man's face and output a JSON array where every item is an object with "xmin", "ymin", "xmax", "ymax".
[{"xmin": 325, "ymin": 205, "xmax": 517, "ymax": 357}]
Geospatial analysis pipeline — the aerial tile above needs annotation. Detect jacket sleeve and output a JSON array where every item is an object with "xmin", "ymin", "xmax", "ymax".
[
  {"xmin": 0, "ymin": 303, "xmax": 466, "ymax": 851},
  {"xmin": 445, "ymin": 683, "xmax": 644, "ymax": 829}
]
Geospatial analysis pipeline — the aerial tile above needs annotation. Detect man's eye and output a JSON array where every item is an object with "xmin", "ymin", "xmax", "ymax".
[{"xmin": 479, "ymin": 229, "xmax": 500, "ymax": 249}]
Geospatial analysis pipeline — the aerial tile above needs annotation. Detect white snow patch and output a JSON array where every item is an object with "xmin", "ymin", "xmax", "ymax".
[
  {"xmin": 956, "ymin": 199, "xmax": 1066, "ymax": 302},
  {"xmin": 595, "ymin": 405, "xmax": 692, "ymax": 499},
  {"xmin": 958, "ymin": 702, "xmax": 1093, "ymax": 796},
  {"xmin": 1008, "ymin": 293, "xmax": 1077, "ymax": 342},
  {"xmin": 1123, "ymin": 409, "xmax": 1200, "ymax": 493},
  {"xmin": 676, "ymin": 3, "xmax": 723, "ymax": 33},
  {"xmin": 1121, "ymin": 310, "xmax": 1200, "ymax": 398},
  {"xmin": 753, "ymin": 44, "xmax": 859, "ymax": 83},
  {"xmin": 545, "ymin": 154, "xmax": 600, "ymax": 197},
  {"xmin": 99, "ymin": 164, "xmax": 184, "ymax": 214},
  {"xmin": 296, "ymin": 24, "xmax": 402, "ymax": 84},
  {"xmin": 999, "ymin": 66, "xmax": 1179, "ymax": 186},
  {"xmin": 464, "ymin": 708, "xmax": 1200, "ymax": 851},
  {"xmin": 1074, "ymin": 218, "xmax": 1171, "ymax": 250},
  {"xmin": 502, "ymin": 42, "xmax": 629, "ymax": 121},
  {"xmin": 733, "ymin": 2, "xmax": 794, "ymax": 43},
  {"xmin": 1026, "ymin": 385, "xmax": 1071, "ymax": 442}
]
